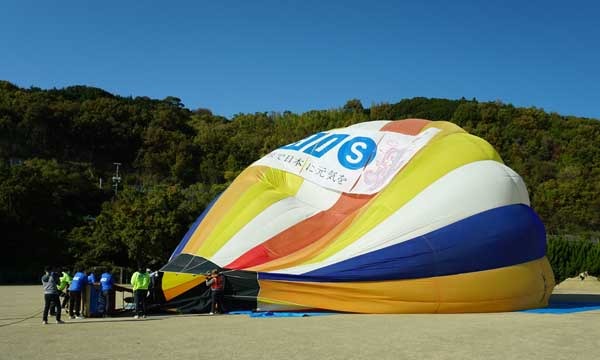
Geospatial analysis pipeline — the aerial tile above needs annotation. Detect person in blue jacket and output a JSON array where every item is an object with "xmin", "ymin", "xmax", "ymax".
[
  {"xmin": 87, "ymin": 270, "xmax": 97, "ymax": 284},
  {"xmin": 99, "ymin": 269, "xmax": 115, "ymax": 317},
  {"xmin": 68, "ymin": 268, "xmax": 88, "ymax": 319}
]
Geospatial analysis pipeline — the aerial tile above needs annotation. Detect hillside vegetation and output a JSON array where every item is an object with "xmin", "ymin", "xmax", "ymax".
[{"xmin": 1, "ymin": 80, "xmax": 598, "ymax": 283}]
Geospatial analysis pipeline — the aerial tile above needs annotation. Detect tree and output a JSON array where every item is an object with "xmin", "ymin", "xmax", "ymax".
[{"xmin": 343, "ymin": 99, "xmax": 364, "ymax": 113}]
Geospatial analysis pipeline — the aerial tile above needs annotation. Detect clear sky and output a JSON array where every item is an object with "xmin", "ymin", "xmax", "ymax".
[{"xmin": 1, "ymin": 0, "xmax": 598, "ymax": 119}]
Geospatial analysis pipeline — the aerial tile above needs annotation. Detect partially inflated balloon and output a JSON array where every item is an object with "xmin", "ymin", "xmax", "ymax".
[{"xmin": 160, "ymin": 119, "xmax": 554, "ymax": 313}]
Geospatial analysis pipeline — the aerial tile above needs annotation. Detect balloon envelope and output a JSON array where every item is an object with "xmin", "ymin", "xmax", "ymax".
[{"xmin": 160, "ymin": 119, "xmax": 555, "ymax": 313}]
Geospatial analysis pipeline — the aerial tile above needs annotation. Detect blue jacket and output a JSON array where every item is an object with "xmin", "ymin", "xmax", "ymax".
[
  {"xmin": 69, "ymin": 271, "xmax": 88, "ymax": 291},
  {"xmin": 100, "ymin": 272, "xmax": 114, "ymax": 291},
  {"xmin": 88, "ymin": 273, "xmax": 96, "ymax": 284}
]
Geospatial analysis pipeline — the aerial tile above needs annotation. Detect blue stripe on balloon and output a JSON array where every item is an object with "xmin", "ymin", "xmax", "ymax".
[
  {"xmin": 169, "ymin": 193, "xmax": 221, "ymax": 260},
  {"xmin": 259, "ymin": 204, "xmax": 546, "ymax": 282}
]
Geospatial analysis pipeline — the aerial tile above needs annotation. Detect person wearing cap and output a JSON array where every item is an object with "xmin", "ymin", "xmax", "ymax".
[{"xmin": 130, "ymin": 267, "xmax": 150, "ymax": 319}]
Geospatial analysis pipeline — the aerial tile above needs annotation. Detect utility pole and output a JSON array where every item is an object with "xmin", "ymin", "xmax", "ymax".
[{"xmin": 112, "ymin": 162, "xmax": 122, "ymax": 196}]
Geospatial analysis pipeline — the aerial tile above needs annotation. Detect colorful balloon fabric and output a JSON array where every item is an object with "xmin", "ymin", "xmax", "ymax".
[{"xmin": 160, "ymin": 119, "xmax": 555, "ymax": 313}]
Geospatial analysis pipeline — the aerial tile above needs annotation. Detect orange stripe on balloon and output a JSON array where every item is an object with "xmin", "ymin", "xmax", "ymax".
[
  {"xmin": 381, "ymin": 118, "xmax": 431, "ymax": 135},
  {"xmin": 247, "ymin": 198, "xmax": 375, "ymax": 272},
  {"xmin": 182, "ymin": 166, "xmax": 270, "ymax": 255},
  {"xmin": 226, "ymin": 193, "xmax": 373, "ymax": 270},
  {"xmin": 162, "ymin": 275, "xmax": 204, "ymax": 301}
]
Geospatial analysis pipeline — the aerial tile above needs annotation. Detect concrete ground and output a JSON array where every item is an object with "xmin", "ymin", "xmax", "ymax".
[{"xmin": 1, "ymin": 285, "xmax": 599, "ymax": 360}]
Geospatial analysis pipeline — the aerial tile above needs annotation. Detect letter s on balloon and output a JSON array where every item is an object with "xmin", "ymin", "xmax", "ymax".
[{"xmin": 337, "ymin": 137, "xmax": 377, "ymax": 170}]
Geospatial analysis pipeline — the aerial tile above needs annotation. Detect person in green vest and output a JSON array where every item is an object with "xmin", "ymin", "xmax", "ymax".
[
  {"xmin": 130, "ymin": 267, "xmax": 150, "ymax": 319},
  {"xmin": 58, "ymin": 268, "xmax": 72, "ymax": 313}
]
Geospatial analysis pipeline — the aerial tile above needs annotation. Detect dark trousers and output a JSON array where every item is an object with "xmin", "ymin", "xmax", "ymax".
[
  {"xmin": 102, "ymin": 290, "xmax": 112, "ymax": 315},
  {"xmin": 43, "ymin": 294, "xmax": 61, "ymax": 321},
  {"xmin": 134, "ymin": 289, "xmax": 147, "ymax": 316},
  {"xmin": 69, "ymin": 291, "xmax": 81, "ymax": 316},
  {"xmin": 61, "ymin": 290, "xmax": 70, "ymax": 309},
  {"xmin": 49, "ymin": 295, "xmax": 57, "ymax": 315},
  {"xmin": 210, "ymin": 290, "xmax": 225, "ymax": 313}
]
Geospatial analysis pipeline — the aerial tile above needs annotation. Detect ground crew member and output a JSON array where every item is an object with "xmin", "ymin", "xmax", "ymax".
[
  {"xmin": 100, "ymin": 269, "xmax": 114, "ymax": 317},
  {"xmin": 68, "ymin": 268, "xmax": 88, "ymax": 319},
  {"xmin": 131, "ymin": 267, "xmax": 150, "ymax": 319},
  {"xmin": 58, "ymin": 269, "xmax": 72, "ymax": 312},
  {"xmin": 205, "ymin": 269, "xmax": 225, "ymax": 315},
  {"xmin": 42, "ymin": 267, "xmax": 64, "ymax": 324}
]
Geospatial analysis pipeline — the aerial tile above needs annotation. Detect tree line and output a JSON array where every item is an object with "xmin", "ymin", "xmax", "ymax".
[{"xmin": 1, "ymin": 80, "xmax": 598, "ymax": 283}]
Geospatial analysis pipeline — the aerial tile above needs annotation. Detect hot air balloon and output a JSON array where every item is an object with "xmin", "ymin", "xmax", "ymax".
[{"xmin": 159, "ymin": 119, "xmax": 555, "ymax": 313}]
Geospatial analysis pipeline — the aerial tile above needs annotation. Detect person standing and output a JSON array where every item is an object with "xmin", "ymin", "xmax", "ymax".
[
  {"xmin": 58, "ymin": 269, "xmax": 72, "ymax": 313},
  {"xmin": 205, "ymin": 269, "xmax": 225, "ymax": 315},
  {"xmin": 68, "ymin": 268, "xmax": 88, "ymax": 319},
  {"xmin": 42, "ymin": 267, "xmax": 64, "ymax": 324},
  {"xmin": 147, "ymin": 268, "xmax": 159, "ymax": 304},
  {"xmin": 99, "ymin": 269, "xmax": 114, "ymax": 317},
  {"xmin": 130, "ymin": 267, "xmax": 150, "ymax": 319}
]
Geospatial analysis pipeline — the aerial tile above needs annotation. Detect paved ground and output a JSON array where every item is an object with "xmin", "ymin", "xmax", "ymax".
[{"xmin": 1, "ymin": 285, "xmax": 599, "ymax": 360}]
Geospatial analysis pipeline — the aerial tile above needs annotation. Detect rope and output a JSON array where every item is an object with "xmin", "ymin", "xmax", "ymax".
[{"xmin": 0, "ymin": 310, "xmax": 43, "ymax": 328}]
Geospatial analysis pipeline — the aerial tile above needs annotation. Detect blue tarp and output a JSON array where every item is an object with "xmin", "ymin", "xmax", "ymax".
[
  {"xmin": 227, "ymin": 301, "xmax": 600, "ymax": 316},
  {"xmin": 521, "ymin": 302, "xmax": 600, "ymax": 314},
  {"xmin": 227, "ymin": 310, "xmax": 335, "ymax": 317}
]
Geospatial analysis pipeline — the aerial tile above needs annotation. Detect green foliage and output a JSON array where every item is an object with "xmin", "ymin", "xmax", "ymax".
[
  {"xmin": 0, "ymin": 158, "xmax": 106, "ymax": 282},
  {"xmin": 343, "ymin": 99, "xmax": 365, "ymax": 113},
  {"xmin": 1, "ymin": 80, "xmax": 599, "ymax": 283},
  {"xmin": 68, "ymin": 184, "xmax": 217, "ymax": 270},
  {"xmin": 547, "ymin": 237, "xmax": 600, "ymax": 283}
]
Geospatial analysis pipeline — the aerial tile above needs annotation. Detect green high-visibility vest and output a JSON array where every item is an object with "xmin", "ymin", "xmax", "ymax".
[
  {"xmin": 58, "ymin": 272, "xmax": 72, "ymax": 291},
  {"xmin": 130, "ymin": 272, "xmax": 150, "ymax": 291}
]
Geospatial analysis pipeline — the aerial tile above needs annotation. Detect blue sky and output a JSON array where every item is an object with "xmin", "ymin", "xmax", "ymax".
[{"xmin": 1, "ymin": 0, "xmax": 598, "ymax": 119}]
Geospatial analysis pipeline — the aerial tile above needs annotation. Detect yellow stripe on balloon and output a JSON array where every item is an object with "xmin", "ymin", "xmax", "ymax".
[
  {"xmin": 161, "ymin": 271, "xmax": 205, "ymax": 301},
  {"xmin": 306, "ymin": 130, "xmax": 503, "ymax": 264},
  {"xmin": 182, "ymin": 166, "xmax": 271, "ymax": 254},
  {"xmin": 422, "ymin": 120, "xmax": 466, "ymax": 139},
  {"xmin": 196, "ymin": 167, "xmax": 304, "ymax": 259},
  {"xmin": 258, "ymin": 257, "xmax": 554, "ymax": 313}
]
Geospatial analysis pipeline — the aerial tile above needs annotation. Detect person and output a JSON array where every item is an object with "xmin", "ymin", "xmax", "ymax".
[
  {"xmin": 87, "ymin": 270, "xmax": 97, "ymax": 284},
  {"xmin": 205, "ymin": 269, "xmax": 225, "ymax": 315},
  {"xmin": 58, "ymin": 268, "xmax": 72, "ymax": 313},
  {"xmin": 130, "ymin": 267, "xmax": 150, "ymax": 319},
  {"xmin": 68, "ymin": 268, "xmax": 88, "ymax": 319},
  {"xmin": 42, "ymin": 266, "xmax": 65, "ymax": 324},
  {"xmin": 147, "ymin": 268, "xmax": 159, "ymax": 304},
  {"xmin": 99, "ymin": 268, "xmax": 114, "ymax": 317}
]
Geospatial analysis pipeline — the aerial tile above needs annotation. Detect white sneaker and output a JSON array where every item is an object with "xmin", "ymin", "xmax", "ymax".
[
  {"xmin": 134, "ymin": 315, "xmax": 139, "ymax": 319},
  {"xmin": 76, "ymin": 316, "xmax": 84, "ymax": 319},
  {"xmin": 142, "ymin": 315, "xmax": 147, "ymax": 318},
  {"xmin": 42, "ymin": 320, "xmax": 48, "ymax": 325},
  {"xmin": 209, "ymin": 312, "xmax": 214, "ymax": 315}
]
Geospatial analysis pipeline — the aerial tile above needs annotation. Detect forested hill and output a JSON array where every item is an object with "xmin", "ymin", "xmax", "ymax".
[{"xmin": 1, "ymin": 80, "xmax": 599, "ymax": 283}]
